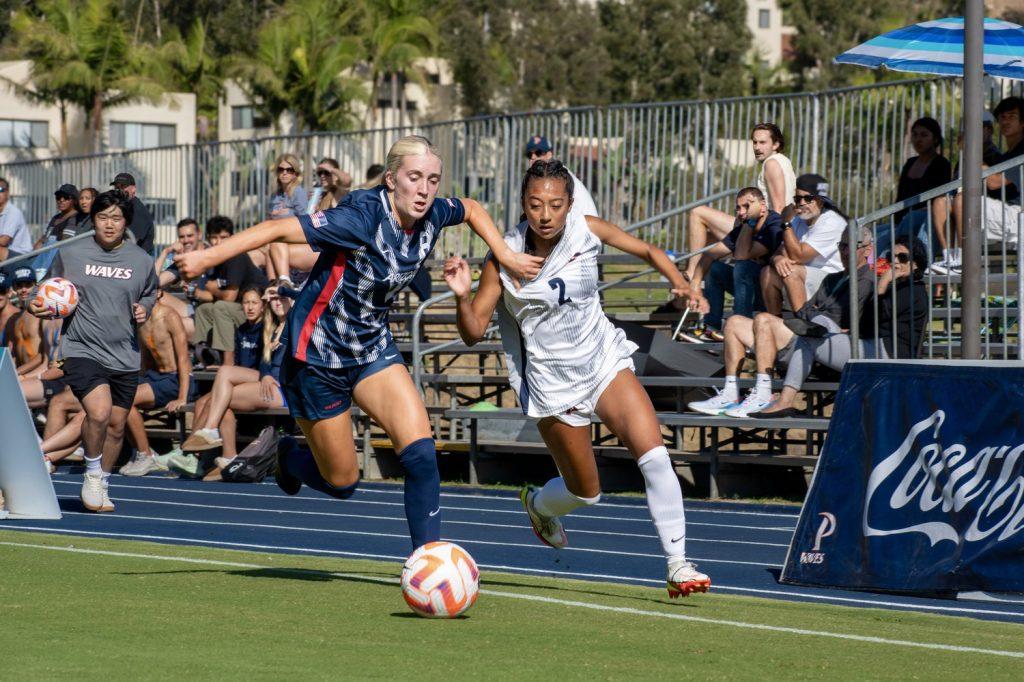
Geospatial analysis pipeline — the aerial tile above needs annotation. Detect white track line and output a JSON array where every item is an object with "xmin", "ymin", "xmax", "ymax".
[
  {"xmin": 49, "ymin": 480, "xmax": 796, "ymax": 532},
  {"xmin": 54, "ymin": 509, "xmax": 777, "ymax": 566},
  {"xmin": 1, "ymin": 539, "xmax": 1020, "ymax": 659},
  {"xmin": 4, "ymin": 527, "xmax": 1023, "ymax": 620},
  {"xmin": 56, "ymin": 495, "xmax": 788, "ymax": 548}
]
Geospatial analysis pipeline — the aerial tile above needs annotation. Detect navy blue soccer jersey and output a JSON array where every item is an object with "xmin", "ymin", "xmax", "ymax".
[{"xmin": 290, "ymin": 185, "xmax": 466, "ymax": 368}]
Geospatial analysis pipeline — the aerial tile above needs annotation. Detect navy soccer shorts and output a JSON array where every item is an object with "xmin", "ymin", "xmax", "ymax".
[{"xmin": 280, "ymin": 344, "xmax": 405, "ymax": 421}]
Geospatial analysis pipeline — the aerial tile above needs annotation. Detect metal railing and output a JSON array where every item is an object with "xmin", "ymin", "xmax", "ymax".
[
  {"xmin": 849, "ymin": 154, "xmax": 1023, "ymax": 361},
  {"xmin": 5, "ymin": 77, "xmax": 1020, "ymax": 254}
]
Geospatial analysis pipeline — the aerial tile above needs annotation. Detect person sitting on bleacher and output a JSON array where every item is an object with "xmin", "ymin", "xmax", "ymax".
[
  {"xmin": 685, "ymin": 187, "xmax": 783, "ymax": 340},
  {"xmin": 119, "ymin": 294, "xmax": 197, "ymax": 476},
  {"xmin": 761, "ymin": 174, "xmax": 847, "ymax": 316},
  {"xmin": 19, "ymin": 318, "xmax": 65, "ymax": 408},
  {"xmin": 689, "ymin": 226, "xmax": 875, "ymax": 418},
  {"xmin": 40, "ymin": 389, "xmax": 85, "ymax": 472},
  {"xmin": 8, "ymin": 267, "xmax": 44, "ymax": 378},
  {"xmin": 176, "ymin": 283, "xmax": 289, "ymax": 477},
  {"xmin": 755, "ymin": 236, "xmax": 929, "ymax": 418}
]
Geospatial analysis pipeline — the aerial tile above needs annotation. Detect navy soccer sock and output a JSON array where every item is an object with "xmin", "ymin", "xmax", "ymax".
[
  {"xmin": 399, "ymin": 437, "xmax": 441, "ymax": 549},
  {"xmin": 284, "ymin": 445, "xmax": 358, "ymax": 499}
]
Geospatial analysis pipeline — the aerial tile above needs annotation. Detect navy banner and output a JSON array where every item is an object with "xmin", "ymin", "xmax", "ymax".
[{"xmin": 781, "ymin": 361, "xmax": 1024, "ymax": 594}]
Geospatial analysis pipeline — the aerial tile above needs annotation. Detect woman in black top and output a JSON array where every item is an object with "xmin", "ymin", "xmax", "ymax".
[
  {"xmin": 861, "ymin": 236, "xmax": 930, "ymax": 360},
  {"xmin": 76, "ymin": 187, "xmax": 98, "ymax": 236},
  {"xmin": 885, "ymin": 118, "xmax": 952, "ymax": 261}
]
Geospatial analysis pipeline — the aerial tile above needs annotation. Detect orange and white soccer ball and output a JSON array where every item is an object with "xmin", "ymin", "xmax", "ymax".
[
  {"xmin": 401, "ymin": 541, "xmax": 480, "ymax": 618},
  {"xmin": 34, "ymin": 277, "xmax": 78, "ymax": 318}
]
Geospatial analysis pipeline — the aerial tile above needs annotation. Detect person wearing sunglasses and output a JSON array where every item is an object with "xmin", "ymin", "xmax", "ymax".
[
  {"xmin": 523, "ymin": 135, "xmax": 598, "ymax": 219},
  {"xmin": 762, "ymin": 173, "xmax": 848, "ymax": 316},
  {"xmin": 0, "ymin": 177, "xmax": 31, "ymax": 275},
  {"xmin": 268, "ymin": 153, "xmax": 308, "ymax": 221},
  {"xmin": 307, "ymin": 158, "xmax": 353, "ymax": 214}
]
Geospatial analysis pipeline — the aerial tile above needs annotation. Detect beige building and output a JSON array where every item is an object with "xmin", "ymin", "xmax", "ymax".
[{"xmin": 747, "ymin": 0, "xmax": 797, "ymax": 67}]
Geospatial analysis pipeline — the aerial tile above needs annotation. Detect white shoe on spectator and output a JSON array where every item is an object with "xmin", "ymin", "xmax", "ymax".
[
  {"xmin": 168, "ymin": 452, "xmax": 203, "ymax": 477},
  {"xmin": 723, "ymin": 392, "xmax": 773, "ymax": 418},
  {"xmin": 119, "ymin": 450, "xmax": 161, "ymax": 477},
  {"xmin": 688, "ymin": 390, "xmax": 738, "ymax": 416},
  {"xmin": 44, "ymin": 456, "xmax": 55, "ymax": 475},
  {"xmin": 65, "ymin": 447, "xmax": 85, "ymax": 463},
  {"xmin": 214, "ymin": 456, "xmax": 237, "ymax": 470},
  {"xmin": 929, "ymin": 258, "xmax": 952, "ymax": 275},
  {"xmin": 81, "ymin": 472, "xmax": 114, "ymax": 512},
  {"xmin": 153, "ymin": 447, "xmax": 180, "ymax": 471},
  {"xmin": 182, "ymin": 428, "xmax": 222, "ymax": 451}
]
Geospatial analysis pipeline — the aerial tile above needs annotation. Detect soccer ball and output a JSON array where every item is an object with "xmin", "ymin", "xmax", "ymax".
[
  {"xmin": 34, "ymin": 277, "xmax": 78, "ymax": 318},
  {"xmin": 401, "ymin": 541, "xmax": 480, "ymax": 618}
]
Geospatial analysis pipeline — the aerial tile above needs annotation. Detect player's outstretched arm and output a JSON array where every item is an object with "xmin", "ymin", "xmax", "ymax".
[
  {"xmin": 586, "ymin": 216, "xmax": 690, "ymax": 298},
  {"xmin": 462, "ymin": 199, "xmax": 543, "ymax": 282},
  {"xmin": 174, "ymin": 218, "xmax": 306, "ymax": 280},
  {"xmin": 445, "ymin": 256, "xmax": 501, "ymax": 345}
]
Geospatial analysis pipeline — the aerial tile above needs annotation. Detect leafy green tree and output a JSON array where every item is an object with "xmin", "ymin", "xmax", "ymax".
[
  {"xmin": 147, "ymin": 19, "xmax": 224, "ymax": 139},
  {"xmin": 7, "ymin": 0, "xmax": 166, "ymax": 152}
]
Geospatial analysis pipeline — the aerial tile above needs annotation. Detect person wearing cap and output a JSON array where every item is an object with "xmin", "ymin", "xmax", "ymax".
[
  {"xmin": 762, "ymin": 173, "xmax": 848, "ymax": 316},
  {"xmin": 35, "ymin": 184, "xmax": 81, "ymax": 249},
  {"xmin": 0, "ymin": 272, "xmax": 19, "ymax": 347},
  {"xmin": 524, "ymin": 135, "xmax": 598, "ymax": 219},
  {"xmin": 0, "ymin": 177, "xmax": 32, "ymax": 275},
  {"xmin": 9, "ymin": 266, "xmax": 45, "ymax": 378},
  {"xmin": 111, "ymin": 172, "xmax": 155, "ymax": 254}
]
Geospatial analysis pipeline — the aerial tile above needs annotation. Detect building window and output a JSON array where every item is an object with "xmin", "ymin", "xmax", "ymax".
[
  {"xmin": 758, "ymin": 9, "xmax": 771, "ymax": 29},
  {"xmin": 232, "ymin": 106, "xmax": 270, "ymax": 130},
  {"xmin": 109, "ymin": 122, "xmax": 176, "ymax": 150},
  {"xmin": 0, "ymin": 119, "xmax": 48, "ymax": 148}
]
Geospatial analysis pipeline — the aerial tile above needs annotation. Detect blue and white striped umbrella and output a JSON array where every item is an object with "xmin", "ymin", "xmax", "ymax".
[{"xmin": 835, "ymin": 17, "xmax": 1024, "ymax": 80}]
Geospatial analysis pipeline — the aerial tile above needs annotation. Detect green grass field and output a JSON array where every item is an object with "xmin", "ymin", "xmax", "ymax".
[{"xmin": 2, "ymin": 530, "xmax": 1022, "ymax": 679}]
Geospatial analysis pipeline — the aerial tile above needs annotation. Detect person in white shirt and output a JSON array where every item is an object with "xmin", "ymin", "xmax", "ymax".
[
  {"xmin": 762, "ymin": 174, "xmax": 847, "ymax": 315},
  {"xmin": 523, "ymin": 135, "xmax": 599, "ymax": 218},
  {"xmin": 686, "ymin": 123, "xmax": 796, "ymax": 280},
  {"xmin": 0, "ymin": 177, "xmax": 32, "ymax": 273}
]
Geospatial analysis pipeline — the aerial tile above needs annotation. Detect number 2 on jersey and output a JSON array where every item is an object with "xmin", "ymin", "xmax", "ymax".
[{"xmin": 549, "ymin": 277, "xmax": 572, "ymax": 305}]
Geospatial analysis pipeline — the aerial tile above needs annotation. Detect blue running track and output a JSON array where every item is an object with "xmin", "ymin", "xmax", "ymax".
[{"xmin": 4, "ymin": 472, "xmax": 1024, "ymax": 624}]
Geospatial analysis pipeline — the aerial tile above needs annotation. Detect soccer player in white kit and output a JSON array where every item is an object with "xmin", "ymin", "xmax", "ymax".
[{"xmin": 444, "ymin": 160, "xmax": 711, "ymax": 597}]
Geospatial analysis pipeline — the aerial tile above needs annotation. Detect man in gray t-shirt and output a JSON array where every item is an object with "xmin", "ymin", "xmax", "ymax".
[{"xmin": 30, "ymin": 190, "xmax": 157, "ymax": 513}]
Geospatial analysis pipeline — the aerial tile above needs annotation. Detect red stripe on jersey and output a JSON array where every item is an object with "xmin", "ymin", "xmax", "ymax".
[{"xmin": 295, "ymin": 251, "xmax": 347, "ymax": 362}]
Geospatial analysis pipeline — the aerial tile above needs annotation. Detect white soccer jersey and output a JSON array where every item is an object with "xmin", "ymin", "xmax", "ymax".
[{"xmin": 496, "ymin": 212, "xmax": 638, "ymax": 418}]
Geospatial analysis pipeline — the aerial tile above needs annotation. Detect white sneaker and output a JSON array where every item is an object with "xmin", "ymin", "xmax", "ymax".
[
  {"xmin": 182, "ymin": 428, "xmax": 222, "ymax": 451},
  {"xmin": 119, "ymin": 451, "xmax": 161, "ymax": 477},
  {"xmin": 688, "ymin": 389, "xmax": 738, "ymax": 416},
  {"xmin": 723, "ymin": 392, "xmax": 773, "ymax": 418},
  {"xmin": 214, "ymin": 456, "xmax": 237, "ymax": 470},
  {"xmin": 65, "ymin": 447, "xmax": 85, "ymax": 463},
  {"xmin": 168, "ymin": 452, "xmax": 203, "ymax": 477},
  {"xmin": 520, "ymin": 486, "xmax": 568, "ymax": 549},
  {"xmin": 667, "ymin": 559, "xmax": 711, "ymax": 598},
  {"xmin": 81, "ymin": 472, "xmax": 114, "ymax": 512},
  {"xmin": 153, "ymin": 447, "xmax": 180, "ymax": 472}
]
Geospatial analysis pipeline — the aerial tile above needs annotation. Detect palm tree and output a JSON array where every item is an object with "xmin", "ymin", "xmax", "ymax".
[
  {"xmin": 147, "ymin": 19, "xmax": 225, "ymax": 139},
  {"xmin": 360, "ymin": 0, "xmax": 441, "ymax": 129},
  {"xmin": 231, "ymin": 0, "xmax": 367, "ymax": 133},
  {"xmin": 8, "ymin": 0, "xmax": 166, "ymax": 153}
]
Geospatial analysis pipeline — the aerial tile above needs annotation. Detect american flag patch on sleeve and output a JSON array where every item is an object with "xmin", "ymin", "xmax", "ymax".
[{"xmin": 311, "ymin": 211, "xmax": 327, "ymax": 228}]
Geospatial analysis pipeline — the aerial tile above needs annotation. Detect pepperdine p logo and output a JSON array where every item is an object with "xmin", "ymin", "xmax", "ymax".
[
  {"xmin": 863, "ymin": 410, "xmax": 1024, "ymax": 546},
  {"xmin": 84, "ymin": 264, "xmax": 133, "ymax": 280}
]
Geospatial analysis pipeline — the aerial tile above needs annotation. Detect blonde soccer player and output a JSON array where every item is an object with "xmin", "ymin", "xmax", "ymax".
[{"xmin": 444, "ymin": 160, "xmax": 711, "ymax": 597}]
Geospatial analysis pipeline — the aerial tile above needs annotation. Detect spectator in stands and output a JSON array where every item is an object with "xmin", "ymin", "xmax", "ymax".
[
  {"xmin": 268, "ymin": 153, "xmax": 308, "ymax": 220},
  {"xmin": 524, "ymin": 135, "xmax": 599, "ymax": 218},
  {"xmin": 762, "ymin": 174, "xmax": 847, "ymax": 315},
  {"xmin": 119, "ymin": 295, "xmax": 196, "ymax": 476},
  {"xmin": 363, "ymin": 163, "xmax": 385, "ymax": 188},
  {"xmin": 0, "ymin": 273, "xmax": 16, "ymax": 345},
  {"xmin": 757, "ymin": 236, "xmax": 928, "ymax": 417},
  {"xmin": 19, "ymin": 317, "xmax": 64, "ymax": 406},
  {"xmin": 877, "ymin": 118, "xmax": 952, "ymax": 263},
  {"xmin": 686, "ymin": 123, "xmax": 796, "ymax": 280},
  {"xmin": 685, "ymin": 187, "xmax": 783, "ymax": 340},
  {"xmin": 951, "ymin": 96, "xmax": 1024, "ymax": 265},
  {"xmin": 111, "ymin": 173, "xmax": 155, "ymax": 254},
  {"xmin": 179, "ymin": 283, "xmax": 289, "ymax": 467},
  {"xmin": 37, "ymin": 184, "xmax": 80, "ymax": 246},
  {"xmin": 8, "ymin": 267, "xmax": 44, "ymax": 377},
  {"xmin": 308, "ymin": 158, "xmax": 353, "ymax": 213},
  {"xmin": 190, "ymin": 216, "xmax": 268, "ymax": 367},
  {"xmin": 689, "ymin": 226, "xmax": 876, "ymax": 418},
  {"xmin": 77, "ymin": 187, "xmax": 98, "ymax": 235},
  {"xmin": 40, "ymin": 390, "xmax": 86, "ymax": 470},
  {"xmin": 0, "ymin": 177, "xmax": 31, "ymax": 272},
  {"xmin": 157, "ymin": 218, "xmax": 202, "ymax": 285}
]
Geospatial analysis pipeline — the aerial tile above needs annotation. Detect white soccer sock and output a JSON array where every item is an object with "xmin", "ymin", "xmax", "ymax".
[
  {"xmin": 532, "ymin": 477, "xmax": 599, "ymax": 518},
  {"xmin": 85, "ymin": 455, "xmax": 102, "ymax": 475},
  {"xmin": 755, "ymin": 373, "xmax": 773, "ymax": 402},
  {"xmin": 637, "ymin": 446, "xmax": 686, "ymax": 562},
  {"xmin": 722, "ymin": 375, "xmax": 739, "ymax": 402}
]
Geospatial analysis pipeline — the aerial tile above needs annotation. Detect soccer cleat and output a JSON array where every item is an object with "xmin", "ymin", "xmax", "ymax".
[
  {"xmin": 81, "ymin": 472, "xmax": 114, "ymax": 512},
  {"xmin": 723, "ymin": 392, "xmax": 774, "ymax": 418},
  {"xmin": 666, "ymin": 560, "xmax": 710, "ymax": 598},
  {"xmin": 182, "ymin": 428, "xmax": 223, "ymax": 451},
  {"xmin": 119, "ymin": 451, "xmax": 161, "ymax": 477},
  {"xmin": 688, "ymin": 389, "xmax": 738, "ymax": 416},
  {"xmin": 274, "ymin": 436, "xmax": 301, "ymax": 496},
  {"xmin": 520, "ymin": 485, "xmax": 568, "ymax": 549}
]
